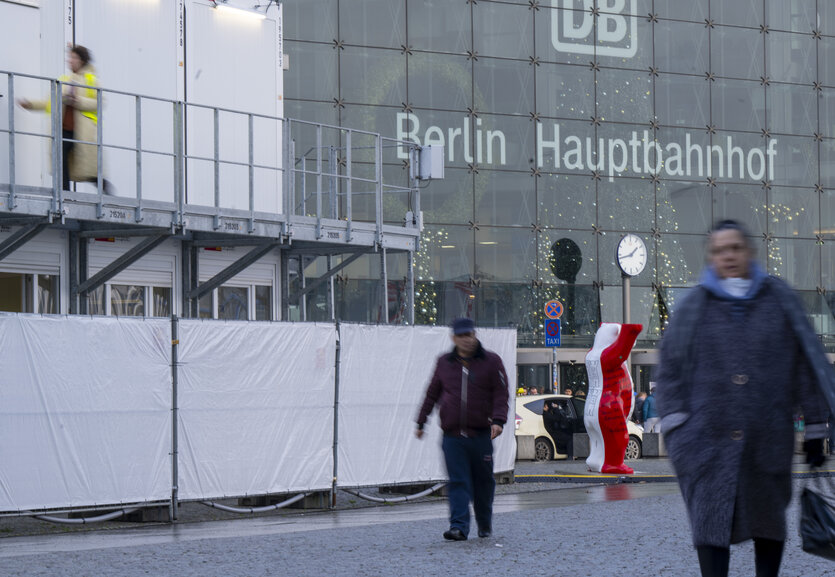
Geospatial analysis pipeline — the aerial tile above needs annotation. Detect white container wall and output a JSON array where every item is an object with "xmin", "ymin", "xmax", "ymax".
[
  {"xmin": 74, "ymin": 0, "xmax": 180, "ymax": 202},
  {"xmin": 0, "ymin": 0, "xmax": 284, "ymax": 208},
  {"xmin": 185, "ymin": 1, "xmax": 284, "ymax": 213},
  {"xmin": 0, "ymin": 2, "xmax": 46, "ymax": 190}
]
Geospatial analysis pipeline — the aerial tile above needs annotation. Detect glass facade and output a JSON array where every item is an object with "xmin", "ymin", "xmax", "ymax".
[{"xmin": 285, "ymin": 0, "xmax": 835, "ymax": 349}]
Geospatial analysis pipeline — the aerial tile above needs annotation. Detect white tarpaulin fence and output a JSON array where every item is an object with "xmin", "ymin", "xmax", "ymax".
[
  {"xmin": 0, "ymin": 314, "xmax": 517, "ymax": 514},
  {"xmin": 176, "ymin": 321, "xmax": 336, "ymax": 500},
  {"xmin": 0, "ymin": 315, "xmax": 172, "ymax": 512}
]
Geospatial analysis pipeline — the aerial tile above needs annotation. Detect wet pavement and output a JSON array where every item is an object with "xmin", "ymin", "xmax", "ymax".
[
  {"xmin": 0, "ymin": 483, "xmax": 682, "ymax": 559},
  {"xmin": 1, "ymin": 458, "xmax": 834, "ymax": 576}
]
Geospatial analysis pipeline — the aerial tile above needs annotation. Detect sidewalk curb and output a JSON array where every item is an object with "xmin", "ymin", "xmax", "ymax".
[{"xmin": 516, "ymin": 468, "xmax": 835, "ymax": 484}]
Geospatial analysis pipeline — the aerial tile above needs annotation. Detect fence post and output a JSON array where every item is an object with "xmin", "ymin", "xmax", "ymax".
[
  {"xmin": 7, "ymin": 74, "xmax": 16, "ymax": 210},
  {"xmin": 170, "ymin": 314, "xmax": 180, "ymax": 520},
  {"xmin": 248, "ymin": 113, "xmax": 255, "ymax": 233},
  {"xmin": 213, "ymin": 107, "xmax": 220, "ymax": 230},
  {"xmin": 173, "ymin": 102, "xmax": 185, "ymax": 228},
  {"xmin": 331, "ymin": 321, "xmax": 341, "ymax": 508},
  {"xmin": 135, "ymin": 95, "xmax": 143, "ymax": 223},
  {"xmin": 375, "ymin": 135, "xmax": 382, "ymax": 245},
  {"xmin": 95, "ymin": 88, "xmax": 103, "ymax": 219},
  {"xmin": 345, "ymin": 130, "xmax": 352, "ymax": 241},
  {"xmin": 52, "ymin": 80, "xmax": 62, "ymax": 215}
]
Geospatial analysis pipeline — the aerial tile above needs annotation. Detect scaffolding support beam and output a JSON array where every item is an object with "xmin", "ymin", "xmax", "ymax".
[
  {"xmin": 279, "ymin": 250, "xmax": 290, "ymax": 321},
  {"xmin": 297, "ymin": 251, "xmax": 366, "ymax": 301},
  {"xmin": 190, "ymin": 238, "xmax": 277, "ymax": 249},
  {"xmin": 75, "ymin": 233, "xmax": 171, "ymax": 296},
  {"xmin": 407, "ymin": 250, "xmax": 415, "ymax": 325},
  {"xmin": 186, "ymin": 242, "xmax": 280, "ymax": 301},
  {"xmin": 0, "ymin": 216, "xmax": 51, "ymax": 227},
  {"xmin": 77, "ymin": 227, "xmax": 170, "ymax": 239},
  {"xmin": 188, "ymin": 243, "xmax": 199, "ymax": 317},
  {"xmin": 0, "ymin": 221, "xmax": 49, "ymax": 262},
  {"xmin": 68, "ymin": 231, "xmax": 90, "ymax": 314},
  {"xmin": 380, "ymin": 248, "xmax": 389, "ymax": 324}
]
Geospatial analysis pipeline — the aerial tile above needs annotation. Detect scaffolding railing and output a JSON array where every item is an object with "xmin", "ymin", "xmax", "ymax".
[{"xmin": 0, "ymin": 70, "xmax": 422, "ymax": 245}]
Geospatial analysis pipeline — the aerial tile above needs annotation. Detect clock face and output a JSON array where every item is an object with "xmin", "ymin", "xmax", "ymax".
[{"xmin": 616, "ymin": 234, "xmax": 647, "ymax": 277}]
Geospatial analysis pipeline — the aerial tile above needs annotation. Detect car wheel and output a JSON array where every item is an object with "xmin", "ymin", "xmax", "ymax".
[
  {"xmin": 625, "ymin": 435, "xmax": 642, "ymax": 460},
  {"xmin": 534, "ymin": 437, "xmax": 554, "ymax": 461}
]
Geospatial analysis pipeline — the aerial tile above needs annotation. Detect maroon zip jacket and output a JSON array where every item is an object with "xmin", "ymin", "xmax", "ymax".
[{"xmin": 416, "ymin": 341, "xmax": 510, "ymax": 436}]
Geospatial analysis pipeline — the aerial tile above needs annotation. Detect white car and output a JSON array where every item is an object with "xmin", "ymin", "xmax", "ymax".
[{"xmin": 515, "ymin": 394, "xmax": 643, "ymax": 461}]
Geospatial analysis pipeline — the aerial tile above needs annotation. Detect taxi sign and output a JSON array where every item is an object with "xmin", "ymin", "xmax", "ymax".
[
  {"xmin": 545, "ymin": 319, "xmax": 561, "ymax": 347},
  {"xmin": 544, "ymin": 300, "xmax": 564, "ymax": 319}
]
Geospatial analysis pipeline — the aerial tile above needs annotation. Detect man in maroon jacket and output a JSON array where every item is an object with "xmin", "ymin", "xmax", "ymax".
[{"xmin": 415, "ymin": 318, "xmax": 510, "ymax": 541}]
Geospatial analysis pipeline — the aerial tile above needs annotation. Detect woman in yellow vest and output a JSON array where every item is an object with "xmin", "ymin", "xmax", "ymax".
[{"xmin": 18, "ymin": 45, "xmax": 110, "ymax": 193}]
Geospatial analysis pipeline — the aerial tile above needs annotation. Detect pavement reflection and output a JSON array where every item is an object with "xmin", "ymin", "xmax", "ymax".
[{"xmin": 495, "ymin": 482, "xmax": 678, "ymax": 513}]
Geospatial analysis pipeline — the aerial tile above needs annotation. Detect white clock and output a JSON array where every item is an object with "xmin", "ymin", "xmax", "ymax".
[{"xmin": 616, "ymin": 234, "xmax": 647, "ymax": 277}]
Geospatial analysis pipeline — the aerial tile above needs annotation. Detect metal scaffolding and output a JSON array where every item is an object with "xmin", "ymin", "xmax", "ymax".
[{"xmin": 0, "ymin": 70, "xmax": 427, "ymax": 321}]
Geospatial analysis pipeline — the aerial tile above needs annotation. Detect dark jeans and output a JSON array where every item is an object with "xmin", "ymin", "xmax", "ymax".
[{"xmin": 442, "ymin": 431, "xmax": 495, "ymax": 536}]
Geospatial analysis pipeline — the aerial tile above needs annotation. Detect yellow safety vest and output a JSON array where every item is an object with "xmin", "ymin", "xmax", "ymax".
[{"xmin": 44, "ymin": 72, "xmax": 98, "ymax": 123}]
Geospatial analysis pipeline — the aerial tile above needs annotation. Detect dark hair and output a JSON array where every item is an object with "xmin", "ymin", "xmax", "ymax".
[
  {"xmin": 70, "ymin": 45, "xmax": 91, "ymax": 66},
  {"xmin": 711, "ymin": 219, "xmax": 750, "ymax": 237},
  {"xmin": 710, "ymin": 218, "xmax": 755, "ymax": 251}
]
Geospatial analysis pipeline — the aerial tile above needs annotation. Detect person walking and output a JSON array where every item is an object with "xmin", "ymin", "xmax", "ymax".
[
  {"xmin": 642, "ymin": 388, "xmax": 659, "ymax": 432},
  {"xmin": 633, "ymin": 391, "xmax": 647, "ymax": 425},
  {"xmin": 416, "ymin": 317, "xmax": 510, "ymax": 541},
  {"xmin": 543, "ymin": 399, "xmax": 575, "ymax": 460},
  {"xmin": 18, "ymin": 45, "xmax": 111, "ymax": 194},
  {"xmin": 656, "ymin": 219, "xmax": 833, "ymax": 577}
]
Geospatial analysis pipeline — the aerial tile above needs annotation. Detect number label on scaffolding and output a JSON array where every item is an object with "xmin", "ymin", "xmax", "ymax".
[
  {"xmin": 108, "ymin": 210, "xmax": 127, "ymax": 219},
  {"xmin": 223, "ymin": 222, "xmax": 242, "ymax": 231},
  {"xmin": 327, "ymin": 232, "xmax": 341, "ymax": 239}
]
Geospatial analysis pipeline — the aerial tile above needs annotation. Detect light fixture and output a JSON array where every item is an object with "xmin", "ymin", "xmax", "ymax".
[
  {"xmin": 253, "ymin": 0, "xmax": 280, "ymax": 12},
  {"xmin": 441, "ymin": 245, "xmax": 456, "ymax": 249},
  {"xmin": 478, "ymin": 241, "xmax": 498, "ymax": 245},
  {"xmin": 212, "ymin": 0, "xmax": 266, "ymax": 19}
]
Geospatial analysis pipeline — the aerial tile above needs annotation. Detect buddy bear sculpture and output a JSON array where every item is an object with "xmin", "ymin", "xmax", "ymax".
[{"xmin": 584, "ymin": 323, "xmax": 642, "ymax": 474}]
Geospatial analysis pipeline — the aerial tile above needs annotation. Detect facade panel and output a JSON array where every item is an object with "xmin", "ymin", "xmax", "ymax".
[{"xmin": 284, "ymin": 0, "xmax": 835, "ymax": 349}]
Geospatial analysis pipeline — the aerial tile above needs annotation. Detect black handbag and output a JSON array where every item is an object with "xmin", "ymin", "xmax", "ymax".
[{"xmin": 800, "ymin": 479, "xmax": 835, "ymax": 561}]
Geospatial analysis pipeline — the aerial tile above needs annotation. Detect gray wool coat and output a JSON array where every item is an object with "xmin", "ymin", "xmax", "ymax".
[{"xmin": 656, "ymin": 275, "xmax": 832, "ymax": 548}]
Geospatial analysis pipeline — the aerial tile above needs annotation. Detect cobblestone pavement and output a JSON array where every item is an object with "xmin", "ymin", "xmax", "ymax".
[{"xmin": 1, "ymin": 458, "xmax": 833, "ymax": 577}]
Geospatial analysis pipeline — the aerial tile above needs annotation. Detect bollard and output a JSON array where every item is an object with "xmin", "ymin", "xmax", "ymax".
[{"xmin": 642, "ymin": 432, "xmax": 667, "ymax": 457}]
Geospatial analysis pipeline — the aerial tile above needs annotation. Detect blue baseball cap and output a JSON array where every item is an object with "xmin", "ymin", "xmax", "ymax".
[{"xmin": 451, "ymin": 317, "xmax": 475, "ymax": 335}]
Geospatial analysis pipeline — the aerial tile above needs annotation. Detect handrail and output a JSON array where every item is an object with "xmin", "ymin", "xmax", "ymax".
[{"xmin": 0, "ymin": 69, "xmax": 422, "ymax": 240}]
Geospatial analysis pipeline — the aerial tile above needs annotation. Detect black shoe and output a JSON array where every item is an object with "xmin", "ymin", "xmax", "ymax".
[
  {"xmin": 478, "ymin": 527, "xmax": 491, "ymax": 538},
  {"xmin": 443, "ymin": 528, "xmax": 467, "ymax": 541}
]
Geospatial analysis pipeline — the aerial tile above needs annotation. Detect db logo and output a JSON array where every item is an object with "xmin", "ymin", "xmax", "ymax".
[{"xmin": 551, "ymin": 0, "xmax": 638, "ymax": 58}]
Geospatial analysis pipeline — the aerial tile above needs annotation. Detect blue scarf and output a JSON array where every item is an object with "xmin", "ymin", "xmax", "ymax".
[{"xmin": 700, "ymin": 262, "xmax": 768, "ymax": 319}]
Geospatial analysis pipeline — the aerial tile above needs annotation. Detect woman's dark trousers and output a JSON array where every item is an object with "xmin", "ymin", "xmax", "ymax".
[{"xmin": 696, "ymin": 539, "xmax": 784, "ymax": 577}]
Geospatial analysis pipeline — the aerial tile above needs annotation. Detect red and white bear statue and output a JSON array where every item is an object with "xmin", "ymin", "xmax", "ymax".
[{"xmin": 583, "ymin": 323, "xmax": 643, "ymax": 474}]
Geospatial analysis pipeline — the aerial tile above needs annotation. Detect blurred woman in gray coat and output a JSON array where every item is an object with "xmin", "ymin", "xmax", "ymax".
[{"xmin": 656, "ymin": 219, "xmax": 833, "ymax": 577}]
